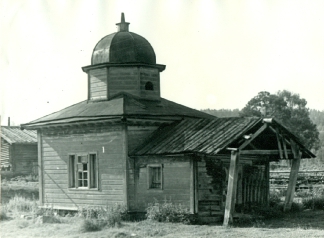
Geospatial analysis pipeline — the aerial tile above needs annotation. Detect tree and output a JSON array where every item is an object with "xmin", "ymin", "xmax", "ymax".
[{"xmin": 240, "ymin": 90, "xmax": 320, "ymax": 150}]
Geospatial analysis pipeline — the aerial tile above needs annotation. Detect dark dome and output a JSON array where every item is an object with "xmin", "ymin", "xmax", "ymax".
[{"xmin": 91, "ymin": 32, "xmax": 156, "ymax": 65}]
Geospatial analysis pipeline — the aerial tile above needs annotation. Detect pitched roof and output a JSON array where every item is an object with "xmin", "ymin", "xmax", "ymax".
[
  {"xmin": 21, "ymin": 93, "xmax": 215, "ymax": 128},
  {"xmin": 1, "ymin": 126, "xmax": 37, "ymax": 144},
  {"xmin": 132, "ymin": 117, "xmax": 315, "ymax": 159}
]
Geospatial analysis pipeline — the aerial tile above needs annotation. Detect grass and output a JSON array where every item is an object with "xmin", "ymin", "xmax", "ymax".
[
  {"xmin": 1, "ymin": 194, "xmax": 324, "ymax": 238},
  {"xmin": 1, "ymin": 212, "xmax": 324, "ymax": 238},
  {"xmin": 1, "ymin": 178, "xmax": 324, "ymax": 237}
]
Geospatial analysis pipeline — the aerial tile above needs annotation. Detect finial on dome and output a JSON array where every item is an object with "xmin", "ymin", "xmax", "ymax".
[{"xmin": 116, "ymin": 13, "xmax": 130, "ymax": 32}]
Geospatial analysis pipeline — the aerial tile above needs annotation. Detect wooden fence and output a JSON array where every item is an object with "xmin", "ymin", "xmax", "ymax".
[{"xmin": 270, "ymin": 170, "xmax": 324, "ymax": 190}]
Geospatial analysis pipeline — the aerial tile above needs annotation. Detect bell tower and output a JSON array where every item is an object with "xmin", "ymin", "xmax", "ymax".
[{"xmin": 82, "ymin": 13, "xmax": 166, "ymax": 101}]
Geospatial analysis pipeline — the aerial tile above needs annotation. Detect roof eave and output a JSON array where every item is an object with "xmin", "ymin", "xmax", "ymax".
[{"xmin": 82, "ymin": 62, "xmax": 166, "ymax": 73}]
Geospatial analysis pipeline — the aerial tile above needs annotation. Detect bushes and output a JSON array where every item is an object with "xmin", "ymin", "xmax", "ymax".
[
  {"xmin": 78, "ymin": 204, "xmax": 127, "ymax": 232},
  {"xmin": 303, "ymin": 197, "xmax": 324, "ymax": 210},
  {"xmin": 302, "ymin": 187, "xmax": 324, "ymax": 210},
  {"xmin": 146, "ymin": 200, "xmax": 192, "ymax": 224},
  {"xmin": 0, "ymin": 209, "xmax": 9, "ymax": 221}
]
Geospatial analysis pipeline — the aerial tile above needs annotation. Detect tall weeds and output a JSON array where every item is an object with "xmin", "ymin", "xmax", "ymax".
[
  {"xmin": 146, "ymin": 199, "xmax": 192, "ymax": 224},
  {"xmin": 5, "ymin": 195, "xmax": 38, "ymax": 214}
]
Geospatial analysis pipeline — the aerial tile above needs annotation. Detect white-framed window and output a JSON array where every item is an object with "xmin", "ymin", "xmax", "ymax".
[
  {"xmin": 68, "ymin": 153, "xmax": 98, "ymax": 189},
  {"xmin": 147, "ymin": 164, "xmax": 163, "ymax": 189}
]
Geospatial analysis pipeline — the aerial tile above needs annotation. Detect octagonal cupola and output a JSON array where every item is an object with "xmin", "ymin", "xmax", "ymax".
[{"xmin": 82, "ymin": 13, "xmax": 165, "ymax": 101}]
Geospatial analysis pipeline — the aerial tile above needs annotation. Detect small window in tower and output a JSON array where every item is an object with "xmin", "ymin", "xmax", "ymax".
[{"xmin": 145, "ymin": 81, "xmax": 154, "ymax": 91}]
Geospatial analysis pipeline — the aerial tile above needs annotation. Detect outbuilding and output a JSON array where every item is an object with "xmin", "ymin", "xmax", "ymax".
[{"xmin": 1, "ymin": 126, "xmax": 37, "ymax": 175}]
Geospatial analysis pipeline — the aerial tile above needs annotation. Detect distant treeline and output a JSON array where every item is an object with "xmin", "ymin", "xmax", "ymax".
[
  {"xmin": 309, "ymin": 109, "xmax": 324, "ymax": 132},
  {"xmin": 202, "ymin": 108, "xmax": 324, "ymax": 132},
  {"xmin": 201, "ymin": 109, "xmax": 240, "ymax": 117}
]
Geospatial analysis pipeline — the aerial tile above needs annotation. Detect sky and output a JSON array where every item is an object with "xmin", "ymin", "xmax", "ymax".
[{"xmin": 1, "ymin": 0, "xmax": 324, "ymax": 126}]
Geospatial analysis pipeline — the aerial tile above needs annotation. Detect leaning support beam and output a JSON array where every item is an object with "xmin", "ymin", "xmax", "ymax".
[
  {"xmin": 284, "ymin": 141, "xmax": 301, "ymax": 211},
  {"xmin": 223, "ymin": 150, "xmax": 240, "ymax": 226}
]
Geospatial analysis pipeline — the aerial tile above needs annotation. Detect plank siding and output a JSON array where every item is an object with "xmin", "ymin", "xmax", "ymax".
[
  {"xmin": 108, "ymin": 67, "xmax": 139, "ymax": 98},
  {"xmin": 89, "ymin": 68, "xmax": 107, "ymax": 101},
  {"xmin": 41, "ymin": 124, "xmax": 127, "ymax": 209},
  {"xmin": 127, "ymin": 126, "xmax": 158, "ymax": 154},
  {"xmin": 128, "ymin": 156, "xmax": 191, "ymax": 212},
  {"xmin": 139, "ymin": 67, "xmax": 160, "ymax": 100}
]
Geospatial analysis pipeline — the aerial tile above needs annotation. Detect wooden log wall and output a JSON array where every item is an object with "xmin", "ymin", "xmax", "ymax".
[
  {"xmin": 129, "ymin": 156, "xmax": 191, "ymax": 212},
  {"xmin": 41, "ymin": 124, "xmax": 127, "ymax": 210},
  {"xmin": 197, "ymin": 160, "xmax": 224, "ymax": 218},
  {"xmin": 12, "ymin": 144, "xmax": 37, "ymax": 175}
]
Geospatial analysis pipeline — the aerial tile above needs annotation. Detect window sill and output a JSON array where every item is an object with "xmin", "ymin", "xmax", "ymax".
[
  {"xmin": 68, "ymin": 187, "xmax": 99, "ymax": 191},
  {"xmin": 147, "ymin": 188, "xmax": 163, "ymax": 192}
]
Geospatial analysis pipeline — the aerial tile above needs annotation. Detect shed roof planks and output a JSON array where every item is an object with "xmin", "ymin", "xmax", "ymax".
[
  {"xmin": 132, "ymin": 117, "xmax": 315, "ymax": 159},
  {"xmin": 1, "ymin": 126, "xmax": 37, "ymax": 144}
]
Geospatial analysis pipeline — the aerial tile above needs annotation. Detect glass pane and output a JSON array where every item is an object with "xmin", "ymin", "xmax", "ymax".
[
  {"xmin": 69, "ymin": 155, "xmax": 75, "ymax": 187},
  {"xmin": 84, "ymin": 180, "xmax": 88, "ymax": 187},
  {"xmin": 90, "ymin": 154, "xmax": 97, "ymax": 188},
  {"xmin": 83, "ymin": 163, "xmax": 88, "ymax": 170},
  {"xmin": 151, "ymin": 167, "xmax": 161, "ymax": 188}
]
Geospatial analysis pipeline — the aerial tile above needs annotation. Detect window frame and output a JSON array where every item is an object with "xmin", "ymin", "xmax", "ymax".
[
  {"xmin": 147, "ymin": 164, "xmax": 163, "ymax": 190},
  {"xmin": 68, "ymin": 152, "xmax": 99, "ymax": 190}
]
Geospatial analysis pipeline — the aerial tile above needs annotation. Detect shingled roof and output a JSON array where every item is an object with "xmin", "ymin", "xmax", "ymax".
[
  {"xmin": 21, "ymin": 93, "xmax": 214, "ymax": 128},
  {"xmin": 132, "ymin": 117, "xmax": 315, "ymax": 159},
  {"xmin": 1, "ymin": 126, "xmax": 37, "ymax": 144}
]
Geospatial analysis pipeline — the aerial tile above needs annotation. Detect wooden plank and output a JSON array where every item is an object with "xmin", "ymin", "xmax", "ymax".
[
  {"xmin": 275, "ymin": 127, "xmax": 284, "ymax": 159},
  {"xmin": 282, "ymin": 135, "xmax": 289, "ymax": 159},
  {"xmin": 122, "ymin": 124, "xmax": 129, "ymax": 210},
  {"xmin": 223, "ymin": 150, "xmax": 239, "ymax": 226},
  {"xmin": 239, "ymin": 123, "xmax": 268, "ymax": 151},
  {"xmin": 194, "ymin": 160, "xmax": 199, "ymax": 213},
  {"xmin": 190, "ymin": 157, "xmax": 194, "ymax": 213},
  {"xmin": 240, "ymin": 150, "xmax": 292, "ymax": 155},
  {"xmin": 38, "ymin": 130, "xmax": 44, "ymax": 205},
  {"xmin": 265, "ymin": 160, "xmax": 270, "ymax": 204}
]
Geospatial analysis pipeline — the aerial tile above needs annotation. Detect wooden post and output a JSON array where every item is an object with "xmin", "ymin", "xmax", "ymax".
[
  {"xmin": 122, "ymin": 124, "xmax": 129, "ymax": 210},
  {"xmin": 284, "ymin": 141, "xmax": 301, "ymax": 212},
  {"xmin": 37, "ymin": 130, "xmax": 44, "ymax": 205},
  {"xmin": 223, "ymin": 150, "xmax": 239, "ymax": 226},
  {"xmin": 190, "ymin": 157, "xmax": 195, "ymax": 213},
  {"xmin": 265, "ymin": 160, "xmax": 270, "ymax": 205}
]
